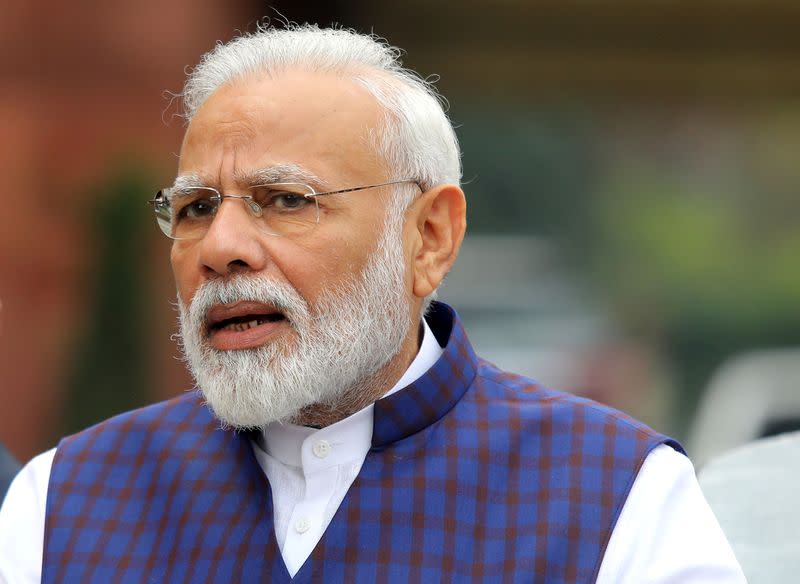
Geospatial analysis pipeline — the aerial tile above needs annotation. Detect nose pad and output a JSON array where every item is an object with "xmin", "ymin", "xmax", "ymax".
[
  {"xmin": 243, "ymin": 197, "xmax": 263, "ymax": 217},
  {"xmin": 215, "ymin": 194, "xmax": 263, "ymax": 218}
]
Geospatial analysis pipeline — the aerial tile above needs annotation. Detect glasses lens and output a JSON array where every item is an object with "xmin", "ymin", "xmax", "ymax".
[
  {"xmin": 250, "ymin": 183, "xmax": 319, "ymax": 236},
  {"xmin": 152, "ymin": 184, "xmax": 321, "ymax": 239},
  {"xmin": 152, "ymin": 191, "xmax": 174, "ymax": 238},
  {"xmin": 166, "ymin": 187, "xmax": 219, "ymax": 239}
]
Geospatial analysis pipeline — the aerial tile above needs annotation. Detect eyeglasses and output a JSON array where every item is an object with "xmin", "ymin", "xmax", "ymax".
[{"xmin": 148, "ymin": 178, "xmax": 418, "ymax": 240}]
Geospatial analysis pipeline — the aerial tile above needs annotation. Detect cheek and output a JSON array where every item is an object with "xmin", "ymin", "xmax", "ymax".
[
  {"xmin": 279, "ymin": 236, "xmax": 370, "ymax": 298},
  {"xmin": 170, "ymin": 244, "xmax": 199, "ymax": 306},
  {"xmin": 278, "ymin": 251, "xmax": 345, "ymax": 300}
]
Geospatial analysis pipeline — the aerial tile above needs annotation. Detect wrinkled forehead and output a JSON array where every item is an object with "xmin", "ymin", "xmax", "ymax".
[
  {"xmin": 177, "ymin": 70, "xmax": 389, "ymax": 185},
  {"xmin": 172, "ymin": 164, "xmax": 329, "ymax": 191}
]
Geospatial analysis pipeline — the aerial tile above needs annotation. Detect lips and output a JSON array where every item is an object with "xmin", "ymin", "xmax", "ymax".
[{"xmin": 205, "ymin": 301, "xmax": 289, "ymax": 350}]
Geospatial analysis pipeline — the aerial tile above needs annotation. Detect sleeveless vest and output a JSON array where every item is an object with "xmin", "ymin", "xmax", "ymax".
[{"xmin": 43, "ymin": 302, "xmax": 682, "ymax": 583}]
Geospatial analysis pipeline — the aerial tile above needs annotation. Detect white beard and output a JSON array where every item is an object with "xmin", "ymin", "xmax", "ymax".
[{"xmin": 177, "ymin": 216, "xmax": 411, "ymax": 429}]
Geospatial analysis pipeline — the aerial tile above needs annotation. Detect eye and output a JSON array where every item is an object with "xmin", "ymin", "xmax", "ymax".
[
  {"xmin": 173, "ymin": 189, "xmax": 218, "ymax": 221},
  {"xmin": 180, "ymin": 200, "xmax": 216, "ymax": 219},
  {"xmin": 264, "ymin": 191, "xmax": 311, "ymax": 211}
]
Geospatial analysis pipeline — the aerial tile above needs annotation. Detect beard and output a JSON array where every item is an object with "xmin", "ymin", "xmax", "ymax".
[{"xmin": 176, "ymin": 213, "xmax": 412, "ymax": 429}]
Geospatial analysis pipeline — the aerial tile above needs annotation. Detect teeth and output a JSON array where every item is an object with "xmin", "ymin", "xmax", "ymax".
[{"xmin": 223, "ymin": 319, "xmax": 261, "ymax": 332}]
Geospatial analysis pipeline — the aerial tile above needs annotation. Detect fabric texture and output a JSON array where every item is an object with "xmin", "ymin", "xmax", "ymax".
[{"xmin": 42, "ymin": 302, "xmax": 681, "ymax": 583}]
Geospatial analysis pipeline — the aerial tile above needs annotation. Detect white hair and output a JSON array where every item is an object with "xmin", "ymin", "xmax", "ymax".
[{"xmin": 181, "ymin": 23, "xmax": 462, "ymax": 199}]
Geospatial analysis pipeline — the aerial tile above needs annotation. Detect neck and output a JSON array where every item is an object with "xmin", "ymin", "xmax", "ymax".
[{"xmin": 291, "ymin": 318, "xmax": 422, "ymax": 428}]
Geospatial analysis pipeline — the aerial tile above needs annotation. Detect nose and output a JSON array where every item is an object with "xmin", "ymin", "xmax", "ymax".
[{"xmin": 196, "ymin": 197, "xmax": 269, "ymax": 277}]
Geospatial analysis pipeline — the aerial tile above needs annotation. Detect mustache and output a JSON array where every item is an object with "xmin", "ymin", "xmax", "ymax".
[{"xmin": 185, "ymin": 274, "xmax": 310, "ymax": 326}]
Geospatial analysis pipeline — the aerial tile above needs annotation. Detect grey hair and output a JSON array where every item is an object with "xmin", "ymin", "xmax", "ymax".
[{"xmin": 180, "ymin": 24, "xmax": 462, "ymax": 204}]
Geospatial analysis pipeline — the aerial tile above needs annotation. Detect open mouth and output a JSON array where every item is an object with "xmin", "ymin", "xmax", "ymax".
[
  {"xmin": 209, "ymin": 312, "xmax": 285, "ymax": 333},
  {"xmin": 204, "ymin": 301, "xmax": 289, "ymax": 349}
]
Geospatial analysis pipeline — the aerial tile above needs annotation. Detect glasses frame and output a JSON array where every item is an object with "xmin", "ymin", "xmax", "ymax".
[{"xmin": 148, "ymin": 178, "xmax": 420, "ymax": 240}]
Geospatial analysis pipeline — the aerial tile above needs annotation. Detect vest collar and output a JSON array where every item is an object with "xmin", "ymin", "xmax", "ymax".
[{"xmin": 371, "ymin": 301, "xmax": 479, "ymax": 448}]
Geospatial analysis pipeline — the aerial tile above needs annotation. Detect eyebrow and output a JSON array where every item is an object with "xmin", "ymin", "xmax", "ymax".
[
  {"xmin": 237, "ymin": 164, "xmax": 328, "ymax": 191},
  {"xmin": 171, "ymin": 173, "xmax": 204, "ymax": 191},
  {"xmin": 170, "ymin": 164, "xmax": 329, "ymax": 193}
]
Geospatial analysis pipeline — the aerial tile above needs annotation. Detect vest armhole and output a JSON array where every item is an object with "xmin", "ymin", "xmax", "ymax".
[
  {"xmin": 41, "ymin": 441, "xmax": 67, "ymax": 582},
  {"xmin": 590, "ymin": 437, "xmax": 671, "ymax": 581}
]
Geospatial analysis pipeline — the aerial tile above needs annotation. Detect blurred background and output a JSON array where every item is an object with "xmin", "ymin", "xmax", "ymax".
[{"xmin": 1, "ymin": 0, "xmax": 799, "ymax": 465}]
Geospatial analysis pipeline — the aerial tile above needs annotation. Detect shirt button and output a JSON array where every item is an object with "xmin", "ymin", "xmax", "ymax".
[
  {"xmin": 295, "ymin": 517, "xmax": 311, "ymax": 534},
  {"xmin": 312, "ymin": 440, "xmax": 331, "ymax": 459}
]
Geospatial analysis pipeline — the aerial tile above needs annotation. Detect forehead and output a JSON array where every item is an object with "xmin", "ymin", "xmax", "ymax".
[{"xmin": 178, "ymin": 70, "xmax": 387, "ymax": 185}]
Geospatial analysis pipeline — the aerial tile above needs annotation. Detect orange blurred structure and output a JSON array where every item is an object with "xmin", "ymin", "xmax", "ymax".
[{"xmin": 0, "ymin": 1, "xmax": 250, "ymax": 460}]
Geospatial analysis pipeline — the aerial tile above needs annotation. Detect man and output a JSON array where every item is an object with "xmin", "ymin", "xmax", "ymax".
[
  {"xmin": 700, "ymin": 429, "xmax": 800, "ymax": 582},
  {"xmin": 0, "ymin": 444, "xmax": 18, "ymax": 505},
  {"xmin": 0, "ymin": 24, "xmax": 744, "ymax": 583},
  {"xmin": 0, "ymin": 301, "xmax": 22, "ymax": 504}
]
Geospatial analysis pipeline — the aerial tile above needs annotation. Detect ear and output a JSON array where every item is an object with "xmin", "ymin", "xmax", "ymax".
[{"xmin": 408, "ymin": 184, "xmax": 467, "ymax": 299}]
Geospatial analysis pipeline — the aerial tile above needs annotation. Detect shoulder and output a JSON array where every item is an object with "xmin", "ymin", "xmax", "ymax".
[
  {"xmin": 700, "ymin": 430, "xmax": 800, "ymax": 528},
  {"xmin": 0, "ymin": 443, "xmax": 20, "ymax": 500},
  {"xmin": 55, "ymin": 392, "xmax": 213, "ymax": 459},
  {"xmin": 472, "ymin": 359, "xmax": 683, "ymax": 453}
]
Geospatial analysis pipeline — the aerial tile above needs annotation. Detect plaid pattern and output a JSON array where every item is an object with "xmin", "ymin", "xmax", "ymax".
[{"xmin": 44, "ymin": 302, "xmax": 681, "ymax": 583}]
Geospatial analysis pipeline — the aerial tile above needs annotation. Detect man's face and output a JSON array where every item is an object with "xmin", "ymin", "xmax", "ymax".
[
  {"xmin": 171, "ymin": 71, "xmax": 420, "ymax": 427},
  {"xmin": 173, "ymin": 70, "xmax": 406, "ymax": 329}
]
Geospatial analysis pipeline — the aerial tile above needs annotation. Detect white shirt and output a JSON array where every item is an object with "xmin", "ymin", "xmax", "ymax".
[
  {"xmin": 251, "ymin": 319, "xmax": 444, "ymax": 577},
  {"xmin": 0, "ymin": 320, "xmax": 745, "ymax": 583}
]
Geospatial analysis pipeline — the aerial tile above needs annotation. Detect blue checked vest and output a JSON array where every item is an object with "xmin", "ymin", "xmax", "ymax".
[{"xmin": 43, "ymin": 302, "xmax": 682, "ymax": 583}]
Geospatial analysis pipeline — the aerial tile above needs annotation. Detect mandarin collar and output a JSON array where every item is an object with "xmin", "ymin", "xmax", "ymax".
[
  {"xmin": 371, "ymin": 302, "xmax": 479, "ymax": 448},
  {"xmin": 258, "ymin": 314, "xmax": 445, "ymax": 464}
]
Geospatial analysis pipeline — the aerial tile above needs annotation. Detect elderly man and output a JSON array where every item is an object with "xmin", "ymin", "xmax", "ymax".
[{"xmin": 0, "ymin": 25, "xmax": 744, "ymax": 583}]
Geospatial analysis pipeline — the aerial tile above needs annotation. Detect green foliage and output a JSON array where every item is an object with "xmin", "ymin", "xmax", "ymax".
[
  {"xmin": 591, "ymin": 174, "xmax": 800, "ymax": 428},
  {"xmin": 593, "ymin": 175, "xmax": 800, "ymax": 332},
  {"xmin": 456, "ymin": 103, "xmax": 800, "ymax": 433},
  {"xmin": 455, "ymin": 103, "xmax": 596, "ymax": 251},
  {"xmin": 61, "ymin": 167, "xmax": 153, "ymax": 436}
]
